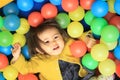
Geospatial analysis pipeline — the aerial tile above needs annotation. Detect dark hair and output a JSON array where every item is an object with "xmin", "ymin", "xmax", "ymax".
[{"xmin": 26, "ymin": 18, "xmax": 69, "ymax": 57}]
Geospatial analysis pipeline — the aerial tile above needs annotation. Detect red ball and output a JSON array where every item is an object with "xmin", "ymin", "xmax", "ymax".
[
  {"xmin": 0, "ymin": 53, "xmax": 9, "ymax": 69},
  {"xmin": 41, "ymin": 3, "xmax": 58, "ymax": 19},
  {"xmin": 116, "ymin": 64, "xmax": 120, "ymax": 78},
  {"xmin": 62, "ymin": 0, "xmax": 79, "ymax": 12},
  {"xmin": 18, "ymin": 73, "xmax": 38, "ymax": 80},
  {"xmin": 70, "ymin": 40, "xmax": 87, "ymax": 58},
  {"xmin": 109, "ymin": 15, "xmax": 120, "ymax": 32},
  {"xmin": 80, "ymin": 0, "xmax": 95, "ymax": 10},
  {"xmin": 108, "ymin": 52, "xmax": 115, "ymax": 61},
  {"xmin": 104, "ymin": 12, "xmax": 116, "ymax": 21},
  {"xmin": 28, "ymin": 12, "xmax": 44, "ymax": 27}
]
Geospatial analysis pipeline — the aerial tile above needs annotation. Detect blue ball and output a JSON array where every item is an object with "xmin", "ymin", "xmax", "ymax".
[
  {"xmin": 114, "ymin": 1, "xmax": 120, "ymax": 15},
  {"xmin": 34, "ymin": 0, "xmax": 44, "ymax": 3},
  {"xmin": 91, "ymin": 1, "xmax": 108, "ymax": 17},
  {"xmin": 22, "ymin": 45, "xmax": 31, "ymax": 59},
  {"xmin": 0, "ymin": 73, "xmax": 5, "ymax": 80},
  {"xmin": 114, "ymin": 46, "xmax": 120, "ymax": 60},
  {"xmin": 17, "ymin": 0, "xmax": 34, "ymax": 11},
  {"xmin": 0, "ymin": 45, "xmax": 12, "ymax": 56},
  {"xmin": 49, "ymin": 0, "xmax": 61, "ymax": 5},
  {"xmin": 4, "ymin": 14, "xmax": 20, "ymax": 31},
  {"xmin": 3, "ymin": 2, "xmax": 19, "ymax": 16}
]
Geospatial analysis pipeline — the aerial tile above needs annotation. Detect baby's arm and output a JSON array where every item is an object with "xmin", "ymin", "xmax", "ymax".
[{"xmin": 11, "ymin": 43, "xmax": 21, "ymax": 63}]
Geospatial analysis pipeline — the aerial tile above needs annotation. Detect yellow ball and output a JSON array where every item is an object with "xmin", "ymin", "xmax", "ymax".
[
  {"xmin": 100, "ymin": 38, "xmax": 117, "ymax": 50},
  {"xmin": 98, "ymin": 59, "xmax": 116, "ymax": 76},
  {"xmin": 16, "ymin": 18, "xmax": 30, "ymax": 34},
  {"xmin": 91, "ymin": 43, "xmax": 109, "ymax": 61},
  {"xmin": 12, "ymin": 33, "xmax": 26, "ymax": 47},
  {"xmin": 107, "ymin": 0, "xmax": 116, "ymax": 13},
  {"xmin": 69, "ymin": 6, "xmax": 85, "ymax": 21},
  {"xmin": 67, "ymin": 21, "xmax": 84, "ymax": 38},
  {"xmin": 3, "ymin": 65, "xmax": 18, "ymax": 80}
]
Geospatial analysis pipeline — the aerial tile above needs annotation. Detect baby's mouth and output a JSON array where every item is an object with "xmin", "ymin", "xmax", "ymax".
[{"xmin": 53, "ymin": 46, "xmax": 59, "ymax": 50}]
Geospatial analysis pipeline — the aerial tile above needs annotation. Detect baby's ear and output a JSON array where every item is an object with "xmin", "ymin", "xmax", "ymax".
[{"xmin": 35, "ymin": 48, "xmax": 43, "ymax": 54}]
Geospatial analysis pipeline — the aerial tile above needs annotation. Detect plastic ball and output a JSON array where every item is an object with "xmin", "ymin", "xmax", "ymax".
[
  {"xmin": 33, "ymin": 0, "xmax": 44, "ymax": 3},
  {"xmin": 70, "ymin": 40, "xmax": 87, "ymax": 58},
  {"xmin": 22, "ymin": 45, "xmax": 31, "ymax": 60},
  {"xmin": 108, "ymin": 52, "xmax": 116, "ymax": 61},
  {"xmin": 101, "ymin": 25, "xmax": 119, "ymax": 42},
  {"xmin": 109, "ymin": 15, "xmax": 120, "ymax": 32},
  {"xmin": 28, "ymin": 12, "xmax": 44, "ymax": 27},
  {"xmin": 80, "ymin": 0, "xmax": 95, "ymax": 10},
  {"xmin": 67, "ymin": 21, "xmax": 84, "ymax": 38},
  {"xmin": 41, "ymin": 3, "xmax": 58, "ymax": 19},
  {"xmin": 0, "ymin": 53, "xmax": 9, "ymax": 69},
  {"xmin": 3, "ymin": 2, "xmax": 19, "ymax": 16},
  {"xmin": 116, "ymin": 64, "xmax": 120, "ymax": 77},
  {"xmin": 69, "ymin": 6, "xmax": 85, "ymax": 21},
  {"xmin": 16, "ymin": 18, "xmax": 30, "ymax": 34},
  {"xmin": 98, "ymin": 59, "xmax": 116, "ymax": 76},
  {"xmin": 0, "ymin": 45, "xmax": 12, "ymax": 56},
  {"xmin": 91, "ymin": 1, "xmax": 108, "ymax": 17},
  {"xmin": 0, "ymin": 72, "xmax": 5, "ymax": 80},
  {"xmin": 4, "ymin": 14, "xmax": 20, "ymax": 31},
  {"xmin": 0, "ymin": 16, "xmax": 3, "ymax": 28},
  {"xmin": 91, "ymin": 43, "xmax": 109, "ymax": 61},
  {"xmin": 100, "ymin": 39, "xmax": 117, "ymax": 50},
  {"xmin": 114, "ymin": 45, "xmax": 120, "ymax": 60},
  {"xmin": 12, "ymin": 33, "xmax": 26, "ymax": 47},
  {"xmin": 84, "ymin": 10, "xmax": 96, "ymax": 25},
  {"xmin": 18, "ymin": 73, "xmax": 38, "ymax": 80},
  {"xmin": 49, "ymin": 0, "xmax": 61, "ymax": 5},
  {"xmin": 0, "ymin": 31, "xmax": 13, "ymax": 47},
  {"xmin": 61, "ymin": 0, "xmax": 79, "ymax": 12},
  {"xmin": 107, "ymin": 0, "xmax": 116, "ymax": 13},
  {"xmin": 56, "ymin": 12, "xmax": 70, "ymax": 29},
  {"xmin": 82, "ymin": 53, "xmax": 98, "ymax": 70},
  {"xmin": 104, "ymin": 12, "xmax": 116, "ymax": 22},
  {"xmin": 114, "ymin": 1, "xmax": 120, "ymax": 15},
  {"xmin": 3, "ymin": 65, "xmax": 18, "ymax": 80},
  {"xmin": 17, "ymin": 0, "xmax": 34, "ymax": 11},
  {"xmin": 90, "ymin": 17, "xmax": 108, "ymax": 35}
]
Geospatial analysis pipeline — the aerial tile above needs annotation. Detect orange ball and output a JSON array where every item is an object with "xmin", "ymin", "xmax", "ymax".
[
  {"xmin": 0, "ymin": 53, "xmax": 9, "ymax": 69},
  {"xmin": 62, "ymin": 0, "xmax": 79, "ymax": 12},
  {"xmin": 28, "ymin": 12, "xmax": 44, "ymax": 27},
  {"xmin": 41, "ymin": 3, "xmax": 58, "ymax": 19},
  {"xmin": 70, "ymin": 40, "xmax": 87, "ymax": 58},
  {"xmin": 18, "ymin": 73, "xmax": 38, "ymax": 80},
  {"xmin": 116, "ymin": 64, "xmax": 120, "ymax": 77},
  {"xmin": 80, "ymin": 0, "xmax": 95, "ymax": 10}
]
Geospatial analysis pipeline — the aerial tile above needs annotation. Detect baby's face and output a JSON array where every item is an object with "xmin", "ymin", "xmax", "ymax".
[{"xmin": 38, "ymin": 27, "xmax": 65, "ymax": 56}]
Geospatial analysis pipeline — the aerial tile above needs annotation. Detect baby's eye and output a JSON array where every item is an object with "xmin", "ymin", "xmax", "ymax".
[
  {"xmin": 44, "ymin": 41, "xmax": 49, "ymax": 44},
  {"xmin": 54, "ymin": 36, "xmax": 59, "ymax": 39}
]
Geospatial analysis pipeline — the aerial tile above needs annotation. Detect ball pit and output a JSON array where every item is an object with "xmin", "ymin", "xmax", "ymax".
[{"xmin": 0, "ymin": 0, "xmax": 120, "ymax": 79}]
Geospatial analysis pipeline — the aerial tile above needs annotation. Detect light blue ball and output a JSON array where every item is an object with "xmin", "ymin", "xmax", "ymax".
[
  {"xmin": 114, "ymin": 46, "xmax": 120, "ymax": 60},
  {"xmin": 114, "ymin": 1, "xmax": 120, "ymax": 15},
  {"xmin": 91, "ymin": 1, "xmax": 108, "ymax": 17}
]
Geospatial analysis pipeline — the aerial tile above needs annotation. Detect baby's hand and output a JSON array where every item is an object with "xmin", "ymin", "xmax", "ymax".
[{"xmin": 12, "ymin": 43, "xmax": 21, "ymax": 61}]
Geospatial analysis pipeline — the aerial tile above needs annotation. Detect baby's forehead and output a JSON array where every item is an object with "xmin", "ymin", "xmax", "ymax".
[{"xmin": 37, "ymin": 27, "xmax": 61, "ymax": 39}]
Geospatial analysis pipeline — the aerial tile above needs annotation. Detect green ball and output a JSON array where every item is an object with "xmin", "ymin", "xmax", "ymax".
[
  {"xmin": 0, "ymin": 31, "xmax": 13, "ymax": 47},
  {"xmin": 90, "ymin": 17, "xmax": 108, "ymax": 35},
  {"xmin": 82, "ymin": 53, "xmax": 98, "ymax": 70},
  {"xmin": 56, "ymin": 12, "xmax": 70, "ymax": 29},
  {"xmin": 0, "ymin": 16, "xmax": 3, "ymax": 28},
  {"xmin": 84, "ymin": 10, "xmax": 95, "ymax": 25},
  {"xmin": 101, "ymin": 25, "xmax": 119, "ymax": 42}
]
